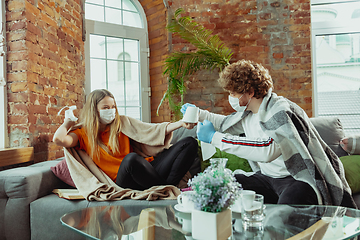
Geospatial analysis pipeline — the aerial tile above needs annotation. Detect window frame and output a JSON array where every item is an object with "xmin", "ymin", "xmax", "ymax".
[
  {"xmin": 0, "ymin": 0, "xmax": 7, "ymax": 148},
  {"xmin": 84, "ymin": 0, "xmax": 151, "ymax": 122},
  {"xmin": 311, "ymin": 0, "xmax": 360, "ymax": 117}
]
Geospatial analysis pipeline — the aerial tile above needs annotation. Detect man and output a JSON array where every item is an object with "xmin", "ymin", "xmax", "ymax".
[{"xmin": 183, "ymin": 59, "xmax": 355, "ymax": 208}]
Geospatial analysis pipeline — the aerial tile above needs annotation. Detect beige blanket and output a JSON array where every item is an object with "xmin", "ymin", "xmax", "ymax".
[{"xmin": 64, "ymin": 147, "xmax": 181, "ymax": 201}]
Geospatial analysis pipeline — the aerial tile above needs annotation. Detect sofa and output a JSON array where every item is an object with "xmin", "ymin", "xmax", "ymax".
[{"xmin": 1, "ymin": 116, "xmax": 360, "ymax": 240}]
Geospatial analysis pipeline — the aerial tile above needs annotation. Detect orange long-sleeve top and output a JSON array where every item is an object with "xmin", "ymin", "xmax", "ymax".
[{"xmin": 71, "ymin": 127, "xmax": 153, "ymax": 181}]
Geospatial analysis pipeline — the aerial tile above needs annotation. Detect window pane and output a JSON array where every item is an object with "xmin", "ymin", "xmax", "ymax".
[
  {"xmin": 108, "ymin": 61, "xmax": 125, "ymax": 106},
  {"xmin": 117, "ymin": 107, "xmax": 125, "ymax": 115},
  {"xmin": 124, "ymin": 39, "xmax": 139, "ymax": 62},
  {"xmin": 123, "ymin": 0, "xmax": 137, "ymax": 12},
  {"xmin": 116, "ymin": 90, "xmax": 125, "ymax": 107},
  {"xmin": 125, "ymin": 107, "xmax": 140, "ymax": 119},
  {"xmin": 315, "ymin": 34, "xmax": 360, "ymax": 135},
  {"xmin": 316, "ymin": 34, "xmax": 360, "ymax": 91},
  {"xmin": 85, "ymin": 4, "xmax": 104, "ymax": 22},
  {"xmin": 318, "ymin": 91, "xmax": 360, "ymax": 135},
  {"xmin": 106, "ymin": 37, "xmax": 124, "ymax": 60},
  {"xmin": 90, "ymin": 59, "xmax": 106, "ymax": 91},
  {"xmin": 85, "ymin": 0, "xmax": 143, "ymax": 29},
  {"xmin": 105, "ymin": 7, "xmax": 121, "ymax": 25},
  {"xmin": 123, "ymin": 11, "xmax": 142, "ymax": 28},
  {"xmin": 90, "ymin": 35, "xmax": 106, "ymax": 58},
  {"xmin": 311, "ymin": 1, "xmax": 360, "ymax": 23},
  {"xmin": 128, "ymin": 62, "xmax": 139, "ymax": 81},
  {"xmin": 105, "ymin": 0, "xmax": 120, "ymax": 8},
  {"xmin": 107, "ymin": 60, "xmax": 119, "ymax": 83},
  {"xmin": 125, "ymin": 62, "xmax": 139, "ymax": 105}
]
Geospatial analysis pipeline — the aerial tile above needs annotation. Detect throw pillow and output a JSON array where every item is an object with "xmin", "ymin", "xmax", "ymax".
[
  {"xmin": 340, "ymin": 135, "xmax": 360, "ymax": 155},
  {"xmin": 198, "ymin": 141, "xmax": 252, "ymax": 172},
  {"xmin": 50, "ymin": 159, "xmax": 76, "ymax": 187},
  {"xmin": 339, "ymin": 155, "xmax": 360, "ymax": 194},
  {"xmin": 310, "ymin": 117, "xmax": 348, "ymax": 157}
]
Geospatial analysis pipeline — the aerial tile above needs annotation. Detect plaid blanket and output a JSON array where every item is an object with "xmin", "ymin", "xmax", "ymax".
[{"xmin": 220, "ymin": 89, "xmax": 354, "ymax": 207}]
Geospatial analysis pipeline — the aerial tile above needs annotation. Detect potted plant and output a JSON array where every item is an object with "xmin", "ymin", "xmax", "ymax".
[
  {"xmin": 157, "ymin": 8, "xmax": 233, "ymax": 119},
  {"xmin": 187, "ymin": 158, "xmax": 242, "ymax": 240}
]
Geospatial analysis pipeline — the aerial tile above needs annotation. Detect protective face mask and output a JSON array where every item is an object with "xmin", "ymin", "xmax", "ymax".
[
  {"xmin": 99, "ymin": 108, "xmax": 116, "ymax": 124},
  {"xmin": 228, "ymin": 95, "xmax": 251, "ymax": 114}
]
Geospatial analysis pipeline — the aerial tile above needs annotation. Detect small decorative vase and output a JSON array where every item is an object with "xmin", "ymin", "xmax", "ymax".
[{"xmin": 191, "ymin": 208, "xmax": 232, "ymax": 240}]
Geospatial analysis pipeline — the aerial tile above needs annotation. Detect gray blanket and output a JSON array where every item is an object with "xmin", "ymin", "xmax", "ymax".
[{"xmin": 220, "ymin": 89, "xmax": 354, "ymax": 207}]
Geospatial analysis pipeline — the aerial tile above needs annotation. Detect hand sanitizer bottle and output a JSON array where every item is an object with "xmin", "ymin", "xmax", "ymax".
[{"xmin": 58, "ymin": 105, "xmax": 78, "ymax": 121}]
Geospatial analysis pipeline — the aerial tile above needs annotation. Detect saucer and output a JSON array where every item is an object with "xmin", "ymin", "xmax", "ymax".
[{"xmin": 174, "ymin": 204, "xmax": 193, "ymax": 213}]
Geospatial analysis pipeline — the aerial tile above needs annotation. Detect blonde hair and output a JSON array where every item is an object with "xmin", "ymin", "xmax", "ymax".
[
  {"xmin": 218, "ymin": 59, "xmax": 273, "ymax": 98},
  {"xmin": 73, "ymin": 89, "xmax": 122, "ymax": 160}
]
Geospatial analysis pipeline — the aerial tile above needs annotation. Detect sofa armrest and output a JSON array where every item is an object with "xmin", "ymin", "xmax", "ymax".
[{"xmin": 0, "ymin": 159, "xmax": 67, "ymax": 240}]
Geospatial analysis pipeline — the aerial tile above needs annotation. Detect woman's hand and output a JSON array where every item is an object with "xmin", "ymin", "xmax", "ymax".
[
  {"xmin": 53, "ymin": 118, "xmax": 79, "ymax": 147},
  {"xmin": 182, "ymin": 121, "xmax": 197, "ymax": 129},
  {"xmin": 340, "ymin": 138, "xmax": 348, "ymax": 151},
  {"xmin": 165, "ymin": 120, "xmax": 197, "ymax": 135}
]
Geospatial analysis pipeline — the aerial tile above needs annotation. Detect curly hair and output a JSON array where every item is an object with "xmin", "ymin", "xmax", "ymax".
[{"xmin": 218, "ymin": 59, "xmax": 273, "ymax": 98}]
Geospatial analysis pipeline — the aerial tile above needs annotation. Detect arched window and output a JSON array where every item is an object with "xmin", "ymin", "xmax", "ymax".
[{"xmin": 84, "ymin": 0, "xmax": 150, "ymax": 121}]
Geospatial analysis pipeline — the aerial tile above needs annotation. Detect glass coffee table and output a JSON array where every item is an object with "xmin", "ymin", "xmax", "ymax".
[{"xmin": 61, "ymin": 204, "xmax": 360, "ymax": 240}]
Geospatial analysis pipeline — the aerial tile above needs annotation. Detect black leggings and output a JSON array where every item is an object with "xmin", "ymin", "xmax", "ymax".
[
  {"xmin": 115, "ymin": 137, "xmax": 198, "ymax": 190},
  {"xmin": 235, "ymin": 172, "xmax": 319, "ymax": 205}
]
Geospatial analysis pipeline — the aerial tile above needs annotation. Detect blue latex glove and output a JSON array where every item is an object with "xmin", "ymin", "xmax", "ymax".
[
  {"xmin": 181, "ymin": 103, "xmax": 196, "ymax": 115},
  {"xmin": 197, "ymin": 120, "xmax": 216, "ymax": 144}
]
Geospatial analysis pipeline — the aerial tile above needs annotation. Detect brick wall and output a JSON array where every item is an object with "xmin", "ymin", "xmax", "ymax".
[
  {"xmin": 154, "ymin": 0, "xmax": 312, "ymax": 119},
  {"xmin": 139, "ymin": 0, "xmax": 170, "ymax": 123},
  {"xmin": 6, "ymin": 0, "xmax": 85, "ymax": 161},
  {"xmin": 4, "ymin": 0, "xmax": 312, "ymax": 162}
]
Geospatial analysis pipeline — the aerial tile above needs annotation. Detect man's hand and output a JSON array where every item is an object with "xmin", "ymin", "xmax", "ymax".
[
  {"xmin": 181, "ymin": 103, "xmax": 197, "ymax": 115},
  {"xmin": 197, "ymin": 120, "xmax": 216, "ymax": 143}
]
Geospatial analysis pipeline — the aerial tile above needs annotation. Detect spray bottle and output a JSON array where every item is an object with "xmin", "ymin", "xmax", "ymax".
[{"xmin": 57, "ymin": 105, "xmax": 78, "ymax": 122}]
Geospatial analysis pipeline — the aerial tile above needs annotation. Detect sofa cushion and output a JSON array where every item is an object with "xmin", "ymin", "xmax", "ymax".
[
  {"xmin": 51, "ymin": 159, "xmax": 76, "ymax": 187},
  {"xmin": 340, "ymin": 155, "xmax": 360, "ymax": 194},
  {"xmin": 310, "ymin": 117, "xmax": 349, "ymax": 158}
]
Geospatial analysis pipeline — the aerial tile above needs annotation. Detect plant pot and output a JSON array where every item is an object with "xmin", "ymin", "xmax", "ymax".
[{"xmin": 191, "ymin": 208, "xmax": 232, "ymax": 240}]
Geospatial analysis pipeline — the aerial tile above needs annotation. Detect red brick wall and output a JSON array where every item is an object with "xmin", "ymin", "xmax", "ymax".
[
  {"xmin": 139, "ymin": 0, "xmax": 170, "ymax": 123},
  {"xmin": 6, "ymin": 0, "xmax": 85, "ymax": 161},
  {"xmin": 154, "ymin": 0, "xmax": 312, "ymax": 120}
]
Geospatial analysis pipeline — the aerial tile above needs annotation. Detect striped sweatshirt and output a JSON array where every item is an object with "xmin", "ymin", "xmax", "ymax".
[{"xmin": 199, "ymin": 109, "xmax": 290, "ymax": 178}]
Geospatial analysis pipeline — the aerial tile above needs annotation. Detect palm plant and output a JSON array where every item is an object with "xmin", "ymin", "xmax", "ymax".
[{"xmin": 157, "ymin": 8, "xmax": 233, "ymax": 119}]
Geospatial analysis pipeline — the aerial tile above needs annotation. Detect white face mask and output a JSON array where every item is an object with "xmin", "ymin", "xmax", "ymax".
[
  {"xmin": 228, "ymin": 94, "xmax": 251, "ymax": 114},
  {"xmin": 99, "ymin": 109, "xmax": 116, "ymax": 124}
]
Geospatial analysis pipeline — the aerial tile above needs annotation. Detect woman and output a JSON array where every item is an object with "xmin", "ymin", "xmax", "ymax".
[
  {"xmin": 183, "ymin": 59, "xmax": 355, "ymax": 208},
  {"xmin": 53, "ymin": 89, "xmax": 198, "ymax": 191}
]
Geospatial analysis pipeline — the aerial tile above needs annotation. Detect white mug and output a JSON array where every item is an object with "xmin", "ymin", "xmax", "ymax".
[
  {"xmin": 231, "ymin": 196, "xmax": 243, "ymax": 213},
  {"xmin": 241, "ymin": 190, "xmax": 256, "ymax": 211},
  {"xmin": 177, "ymin": 191, "xmax": 195, "ymax": 210},
  {"xmin": 177, "ymin": 217, "xmax": 192, "ymax": 232},
  {"xmin": 182, "ymin": 106, "xmax": 199, "ymax": 123}
]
